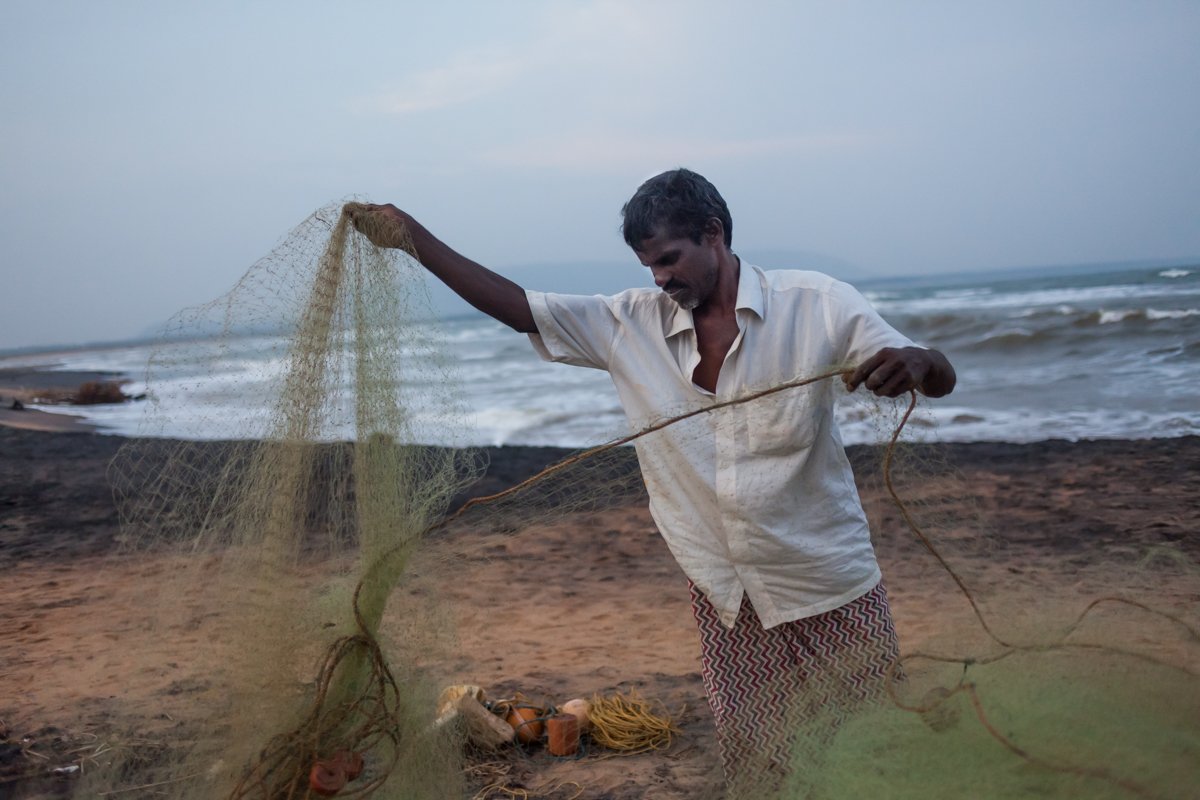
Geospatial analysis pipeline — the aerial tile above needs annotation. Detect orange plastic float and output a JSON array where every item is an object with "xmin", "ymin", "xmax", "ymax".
[
  {"xmin": 308, "ymin": 760, "xmax": 347, "ymax": 796},
  {"xmin": 505, "ymin": 704, "xmax": 545, "ymax": 744},
  {"xmin": 546, "ymin": 713, "xmax": 580, "ymax": 756}
]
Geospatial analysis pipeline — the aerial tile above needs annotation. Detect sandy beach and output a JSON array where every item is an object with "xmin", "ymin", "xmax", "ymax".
[{"xmin": 1, "ymin": 418, "xmax": 1198, "ymax": 798}]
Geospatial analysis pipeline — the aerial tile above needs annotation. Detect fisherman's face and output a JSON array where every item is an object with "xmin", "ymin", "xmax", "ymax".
[{"xmin": 635, "ymin": 225, "xmax": 722, "ymax": 311}]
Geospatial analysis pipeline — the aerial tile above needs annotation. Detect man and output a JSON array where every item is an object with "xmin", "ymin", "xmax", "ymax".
[{"xmin": 352, "ymin": 169, "xmax": 955, "ymax": 792}]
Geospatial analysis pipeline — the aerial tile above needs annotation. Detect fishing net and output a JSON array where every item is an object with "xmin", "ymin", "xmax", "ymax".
[
  {"xmin": 90, "ymin": 202, "xmax": 1197, "ymax": 799},
  {"xmin": 101, "ymin": 203, "xmax": 486, "ymax": 798}
]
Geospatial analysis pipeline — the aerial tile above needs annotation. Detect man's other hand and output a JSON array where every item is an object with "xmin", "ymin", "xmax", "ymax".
[{"xmin": 844, "ymin": 347, "xmax": 956, "ymax": 398}]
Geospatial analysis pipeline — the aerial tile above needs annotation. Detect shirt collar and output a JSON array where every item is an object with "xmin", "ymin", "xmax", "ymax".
[
  {"xmin": 665, "ymin": 258, "xmax": 764, "ymax": 338},
  {"xmin": 735, "ymin": 260, "xmax": 765, "ymax": 320},
  {"xmin": 665, "ymin": 302, "xmax": 693, "ymax": 338}
]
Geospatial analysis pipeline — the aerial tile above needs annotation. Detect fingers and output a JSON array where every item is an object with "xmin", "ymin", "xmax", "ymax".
[
  {"xmin": 847, "ymin": 349, "xmax": 926, "ymax": 397},
  {"xmin": 343, "ymin": 202, "xmax": 382, "ymax": 224},
  {"xmin": 344, "ymin": 202, "xmax": 393, "ymax": 220},
  {"xmin": 845, "ymin": 351, "xmax": 885, "ymax": 392},
  {"xmin": 344, "ymin": 203, "xmax": 411, "ymax": 250},
  {"xmin": 862, "ymin": 358, "xmax": 905, "ymax": 397},
  {"xmin": 873, "ymin": 364, "xmax": 907, "ymax": 398}
]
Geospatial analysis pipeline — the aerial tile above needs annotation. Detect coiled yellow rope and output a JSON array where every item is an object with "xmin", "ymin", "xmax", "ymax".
[{"xmin": 586, "ymin": 692, "xmax": 677, "ymax": 754}]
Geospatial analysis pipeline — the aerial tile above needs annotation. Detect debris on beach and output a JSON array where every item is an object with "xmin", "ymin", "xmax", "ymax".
[
  {"xmin": 436, "ymin": 684, "xmax": 676, "ymax": 759},
  {"xmin": 71, "ymin": 380, "xmax": 137, "ymax": 405}
]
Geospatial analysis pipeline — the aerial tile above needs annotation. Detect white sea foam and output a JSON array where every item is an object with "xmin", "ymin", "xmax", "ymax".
[
  {"xmin": 872, "ymin": 282, "xmax": 1194, "ymax": 315},
  {"xmin": 1093, "ymin": 307, "xmax": 1200, "ymax": 324},
  {"xmin": 1098, "ymin": 309, "xmax": 1138, "ymax": 324},
  {"xmin": 970, "ymin": 327, "xmax": 1036, "ymax": 346},
  {"xmin": 1147, "ymin": 308, "xmax": 1200, "ymax": 320},
  {"xmin": 934, "ymin": 288, "xmax": 992, "ymax": 299},
  {"xmin": 1160, "ymin": 269, "xmax": 1193, "ymax": 278},
  {"xmin": 1010, "ymin": 304, "xmax": 1076, "ymax": 318}
]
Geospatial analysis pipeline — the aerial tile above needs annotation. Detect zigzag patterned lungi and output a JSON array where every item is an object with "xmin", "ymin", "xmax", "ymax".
[{"xmin": 689, "ymin": 581, "xmax": 900, "ymax": 794}]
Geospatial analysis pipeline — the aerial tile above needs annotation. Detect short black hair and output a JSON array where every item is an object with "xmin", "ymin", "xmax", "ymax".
[{"xmin": 621, "ymin": 168, "xmax": 733, "ymax": 250}]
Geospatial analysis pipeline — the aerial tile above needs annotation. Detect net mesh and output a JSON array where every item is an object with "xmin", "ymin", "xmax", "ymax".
[{"xmin": 89, "ymin": 202, "xmax": 1198, "ymax": 799}]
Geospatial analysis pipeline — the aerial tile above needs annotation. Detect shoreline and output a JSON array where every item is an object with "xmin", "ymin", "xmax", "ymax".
[
  {"xmin": 4, "ymin": 356, "xmax": 1198, "ymax": 445},
  {"xmin": 2, "ymin": 424, "xmax": 1200, "ymax": 563},
  {"xmin": 4, "ymin": 397, "xmax": 1199, "ymax": 447}
]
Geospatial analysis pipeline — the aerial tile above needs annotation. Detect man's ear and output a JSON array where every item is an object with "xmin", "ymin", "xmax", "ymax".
[{"xmin": 703, "ymin": 218, "xmax": 724, "ymax": 246}]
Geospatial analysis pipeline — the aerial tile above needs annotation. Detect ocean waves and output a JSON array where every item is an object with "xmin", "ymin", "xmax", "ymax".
[
  {"xmin": 4, "ymin": 262, "xmax": 1197, "ymax": 445},
  {"xmin": 898, "ymin": 304, "xmax": 1200, "ymax": 355}
]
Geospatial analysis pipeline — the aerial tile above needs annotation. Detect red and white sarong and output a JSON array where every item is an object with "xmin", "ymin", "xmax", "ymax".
[{"xmin": 689, "ymin": 581, "xmax": 901, "ymax": 795}]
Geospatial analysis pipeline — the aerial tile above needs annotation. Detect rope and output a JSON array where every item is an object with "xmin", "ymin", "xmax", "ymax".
[{"xmin": 585, "ymin": 692, "xmax": 676, "ymax": 754}]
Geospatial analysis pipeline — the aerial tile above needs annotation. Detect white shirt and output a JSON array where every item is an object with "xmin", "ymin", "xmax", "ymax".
[{"xmin": 526, "ymin": 263, "xmax": 914, "ymax": 629}]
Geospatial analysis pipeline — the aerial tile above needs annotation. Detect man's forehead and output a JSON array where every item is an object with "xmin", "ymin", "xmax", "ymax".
[{"xmin": 634, "ymin": 228, "xmax": 689, "ymax": 258}]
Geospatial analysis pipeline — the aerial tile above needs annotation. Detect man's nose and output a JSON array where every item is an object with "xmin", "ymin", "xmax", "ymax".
[{"xmin": 650, "ymin": 267, "xmax": 670, "ymax": 288}]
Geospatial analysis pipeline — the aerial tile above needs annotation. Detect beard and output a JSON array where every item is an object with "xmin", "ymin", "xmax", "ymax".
[
  {"xmin": 673, "ymin": 294, "xmax": 701, "ymax": 311},
  {"xmin": 672, "ymin": 291, "xmax": 700, "ymax": 309},
  {"xmin": 665, "ymin": 285, "xmax": 702, "ymax": 310}
]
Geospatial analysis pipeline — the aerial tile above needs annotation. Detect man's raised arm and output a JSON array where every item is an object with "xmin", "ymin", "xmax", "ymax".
[{"xmin": 349, "ymin": 203, "xmax": 536, "ymax": 333}]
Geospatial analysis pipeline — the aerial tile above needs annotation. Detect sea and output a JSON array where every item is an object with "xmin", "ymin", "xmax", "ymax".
[{"xmin": 2, "ymin": 261, "xmax": 1197, "ymax": 447}]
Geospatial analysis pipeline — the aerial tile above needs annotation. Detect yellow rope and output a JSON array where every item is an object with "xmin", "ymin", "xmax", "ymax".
[{"xmin": 586, "ymin": 692, "xmax": 677, "ymax": 754}]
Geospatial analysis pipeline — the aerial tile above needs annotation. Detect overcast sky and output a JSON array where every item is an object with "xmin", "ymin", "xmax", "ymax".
[{"xmin": 2, "ymin": 1, "xmax": 1198, "ymax": 349}]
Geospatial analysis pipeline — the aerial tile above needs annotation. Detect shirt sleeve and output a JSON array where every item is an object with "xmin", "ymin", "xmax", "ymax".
[
  {"xmin": 525, "ymin": 290, "xmax": 620, "ymax": 371},
  {"xmin": 824, "ymin": 279, "xmax": 917, "ymax": 367}
]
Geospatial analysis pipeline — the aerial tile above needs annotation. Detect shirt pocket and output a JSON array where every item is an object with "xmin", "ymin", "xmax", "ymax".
[{"xmin": 745, "ymin": 389, "xmax": 821, "ymax": 456}]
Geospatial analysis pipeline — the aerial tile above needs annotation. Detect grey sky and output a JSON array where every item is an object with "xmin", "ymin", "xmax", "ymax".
[{"xmin": 2, "ymin": 1, "xmax": 1198, "ymax": 349}]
